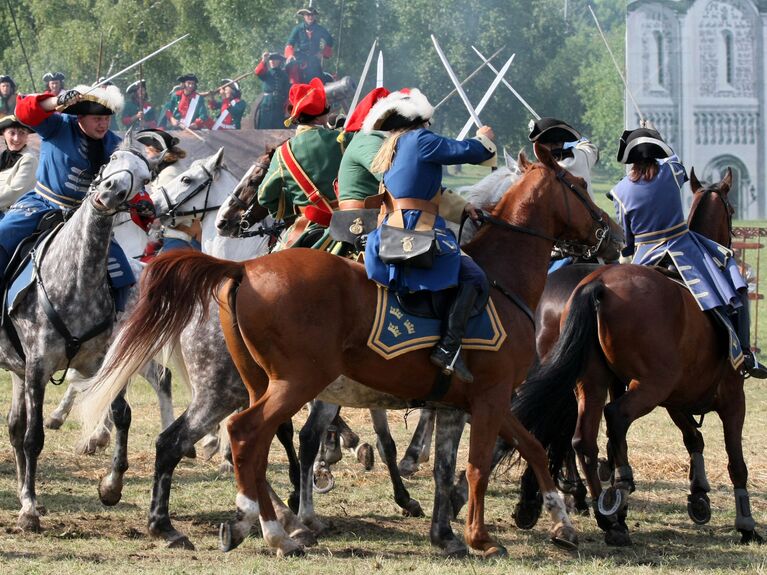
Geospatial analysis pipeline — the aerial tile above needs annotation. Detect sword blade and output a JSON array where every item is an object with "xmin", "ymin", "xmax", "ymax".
[
  {"xmin": 433, "ymin": 44, "xmax": 505, "ymax": 111},
  {"xmin": 456, "ymin": 54, "xmax": 515, "ymax": 141},
  {"xmin": 471, "ymin": 46, "xmax": 540, "ymax": 120},
  {"xmin": 348, "ymin": 39, "xmax": 378, "ymax": 113},
  {"xmin": 431, "ymin": 34, "xmax": 482, "ymax": 128},
  {"xmin": 376, "ymin": 51, "xmax": 384, "ymax": 88}
]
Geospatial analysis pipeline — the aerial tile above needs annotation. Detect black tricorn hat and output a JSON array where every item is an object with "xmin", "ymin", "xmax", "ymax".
[
  {"xmin": 60, "ymin": 84, "xmax": 124, "ymax": 116},
  {"xmin": 126, "ymin": 79, "xmax": 146, "ymax": 94},
  {"xmin": 616, "ymin": 128, "xmax": 673, "ymax": 164},
  {"xmin": 136, "ymin": 128, "xmax": 179, "ymax": 151},
  {"xmin": 176, "ymin": 74, "xmax": 199, "ymax": 83},
  {"xmin": 528, "ymin": 117, "xmax": 581, "ymax": 144},
  {"xmin": 0, "ymin": 75, "xmax": 16, "ymax": 91},
  {"xmin": 42, "ymin": 71, "xmax": 65, "ymax": 83},
  {"xmin": 297, "ymin": 6, "xmax": 319, "ymax": 16},
  {"xmin": 267, "ymin": 52, "xmax": 286, "ymax": 62},
  {"xmin": 0, "ymin": 114, "xmax": 32, "ymax": 133}
]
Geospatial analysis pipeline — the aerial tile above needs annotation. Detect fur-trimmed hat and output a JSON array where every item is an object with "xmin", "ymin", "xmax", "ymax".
[
  {"xmin": 60, "ymin": 84, "xmax": 124, "ymax": 116},
  {"xmin": 0, "ymin": 75, "xmax": 16, "ymax": 91},
  {"xmin": 126, "ymin": 79, "xmax": 146, "ymax": 94},
  {"xmin": 285, "ymin": 77, "xmax": 328, "ymax": 126},
  {"xmin": 136, "ymin": 128, "xmax": 179, "ymax": 152},
  {"xmin": 344, "ymin": 87, "xmax": 390, "ymax": 134},
  {"xmin": 42, "ymin": 72, "xmax": 65, "ymax": 83},
  {"xmin": 616, "ymin": 128, "xmax": 673, "ymax": 164},
  {"xmin": 528, "ymin": 117, "xmax": 581, "ymax": 144},
  {"xmin": 362, "ymin": 88, "xmax": 433, "ymax": 133},
  {"xmin": 0, "ymin": 114, "xmax": 32, "ymax": 133},
  {"xmin": 176, "ymin": 74, "xmax": 199, "ymax": 84}
]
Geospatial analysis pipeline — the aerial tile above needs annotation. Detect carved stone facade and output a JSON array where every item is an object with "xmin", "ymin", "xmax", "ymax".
[{"xmin": 627, "ymin": 0, "xmax": 766, "ymax": 218}]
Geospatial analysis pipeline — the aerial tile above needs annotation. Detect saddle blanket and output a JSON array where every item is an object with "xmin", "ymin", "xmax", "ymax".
[
  {"xmin": 710, "ymin": 308, "xmax": 745, "ymax": 371},
  {"xmin": 367, "ymin": 286, "xmax": 507, "ymax": 360}
]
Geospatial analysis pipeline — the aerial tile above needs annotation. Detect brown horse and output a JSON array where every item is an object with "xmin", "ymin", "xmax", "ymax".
[
  {"xmin": 89, "ymin": 146, "xmax": 622, "ymax": 557},
  {"xmin": 512, "ymin": 168, "xmax": 764, "ymax": 546}
]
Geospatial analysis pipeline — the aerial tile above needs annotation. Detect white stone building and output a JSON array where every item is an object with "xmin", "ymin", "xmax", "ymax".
[{"xmin": 627, "ymin": 0, "xmax": 765, "ymax": 217}]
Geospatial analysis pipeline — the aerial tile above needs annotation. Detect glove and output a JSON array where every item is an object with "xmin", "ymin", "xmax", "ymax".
[{"xmin": 56, "ymin": 90, "xmax": 81, "ymax": 108}]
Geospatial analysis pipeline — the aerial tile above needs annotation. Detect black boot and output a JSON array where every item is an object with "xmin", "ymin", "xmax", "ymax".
[
  {"xmin": 430, "ymin": 283, "xmax": 478, "ymax": 383},
  {"xmin": 732, "ymin": 292, "xmax": 767, "ymax": 379}
]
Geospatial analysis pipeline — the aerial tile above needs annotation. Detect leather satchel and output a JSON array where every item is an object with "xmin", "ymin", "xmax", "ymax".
[
  {"xmin": 329, "ymin": 208, "xmax": 379, "ymax": 244},
  {"xmin": 379, "ymin": 224, "xmax": 437, "ymax": 269}
]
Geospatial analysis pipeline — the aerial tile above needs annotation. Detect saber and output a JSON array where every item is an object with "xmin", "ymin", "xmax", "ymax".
[
  {"xmin": 376, "ymin": 50, "xmax": 384, "ymax": 88},
  {"xmin": 84, "ymin": 34, "xmax": 190, "ymax": 95},
  {"xmin": 471, "ymin": 46, "xmax": 540, "ymax": 120},
  {"xmin": 431, "ymin": 34, "xmax": 482, "ymax": 128},
  {"xmin": 348, "ymin": 39, "xmax": 378, "ymax": 113},
  {"xmin": 456, "ymin": 54, "xmax": 515, "ymax": 140},
  {"xmin": 588, "ymin": 4, "xmax": 644, "ymax": 123},
  {"xmin": 433, "ymin": 44, "xmax": 505, "ymax": 111}
]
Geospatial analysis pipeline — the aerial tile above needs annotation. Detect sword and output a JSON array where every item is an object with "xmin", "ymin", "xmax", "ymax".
[
  {"xmin": 431, "ymin": 34, "xmax": 482, "ymax": 128},
  {"xmin": 433, "ymin": 45, "xmax": 505, "ymax": 111},
  {"xmin": 456, "ymin": 54, "xmax": 515, "ymax": 141},
  {"xmin": 471, "ymin": 46, "xmax": 540, "ymax": 120},
  {"xmin": 348, "ymin": 39, "xmax": 378, "ymax": 113},
  {"xmin": 83, "ymin": 34, "xmax": 190, "ymax": 95},
  {"xmin": 376, "ymin": 50, "xmax": 384, "ymax": 89}
]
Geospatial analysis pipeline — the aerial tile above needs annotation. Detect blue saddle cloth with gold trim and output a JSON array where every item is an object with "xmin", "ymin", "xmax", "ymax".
[{"xmin": 367, "ymin": 286, "xmax": 506, "ymax": 359}]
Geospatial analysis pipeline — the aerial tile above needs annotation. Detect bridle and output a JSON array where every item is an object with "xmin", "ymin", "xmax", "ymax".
[
  {"xmin": 221, "ymin": 159, "xmax": 286, "ymax": 240},
  {"xmin": 692, "ymin": 185, "xmax": 734, "ymax": 248},
  {"xmin": 156, "ymin": 163, "xmax": 219, "ymax": 228},
  {"xmin": 87, "ymin": 148, "xmax": 152, "ymax": 215}
]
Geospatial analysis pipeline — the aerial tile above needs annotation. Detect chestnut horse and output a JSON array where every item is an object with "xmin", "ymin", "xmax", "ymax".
[
  {"xmin": 87, "ymin": 146, "xmax": 622, "ymax": 557},
  {"xmin": 511, "ymin": 168, "xmax": 764, "ymax": 546}
]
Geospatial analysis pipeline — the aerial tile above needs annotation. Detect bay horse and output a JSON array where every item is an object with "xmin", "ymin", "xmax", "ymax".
[
  {"xmin": 511, "ymin": 167, "xmax": 765, "ymax": 546},
  {"xmin": 87, "ymin": 145, "xmax": 622, "ymax": 557}
]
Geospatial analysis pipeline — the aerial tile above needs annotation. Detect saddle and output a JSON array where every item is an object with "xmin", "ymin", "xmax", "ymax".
[{"xmin": 396, "ymin": 286, "xmax": 489, "ymax": 320}]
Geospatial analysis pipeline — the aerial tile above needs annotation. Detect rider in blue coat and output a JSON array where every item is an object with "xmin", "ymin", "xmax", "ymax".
[
  {"xmin": 362, "ymin": 89, "xmax": 496, "ymax": 383},
  {"xmin": 611, "ymin": 127, "xmax": 767, "ymax": 378}
]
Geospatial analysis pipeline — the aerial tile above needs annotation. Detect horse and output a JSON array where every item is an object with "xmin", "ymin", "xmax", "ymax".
[
  {"xmin": 0, "ymin": 135, "xmax": 153, "ymax": 532},
  {"xmin": 509, "ymin": 167, "xmax": 765, "ymax": 546},
  {"xmin": 83, "ymin": 145, "xmax": 622, "ymax": 557}
]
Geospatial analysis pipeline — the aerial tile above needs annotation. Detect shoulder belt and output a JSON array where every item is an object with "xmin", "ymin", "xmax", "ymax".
[{"xmin": 280, "ymin": 140, "xmax": 336, "ymax": 227}]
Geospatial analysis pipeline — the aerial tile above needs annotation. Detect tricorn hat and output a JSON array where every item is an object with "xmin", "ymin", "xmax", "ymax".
[
  {"xmin": 0, "ymin": 75, "xmax": 16, "ymax": 91},
  {"xmin": 136, "ymin": 128, "xmax": 179, "ymax": 151},
  {"xmin": 60, "ymin": 84, "xmax": 124, "ymax": 116},
  {"xmin": 0, "ymin": 114, "xmax": 32, "ymax": 133},
  {"xmin": 42, "ymin": 71, "xmax": 65, "ymax": 83},
  {"xmin": 362, "ymin": 88, "xmax": 433, "ymax": 133},
  {"xmin": 527, "ymin": 117, "xmax": 581, "ymax": 144},
  {"xmin": 220, "ymin": 79, "xmax": 241, "ymax": 96},
  {"xmin": 297, "ymin": 6, "xmax": 320, "ymax": 16},
  {"xmin": 285, "ymin": 77, "xmax": 329, "ymax": 126},
  {"xmin": 176, "ymin": 74, "xmax": 199, "ymax": 84},
  {"xmin": 616, "ymin": 128, "xmax": 673, "ymax": 164},
  {"xmin": 126, "ymin": 79, "xmax": 146, "ymax": 94},
  {"xmin": 267, "ymin": 52, "xmax": 286, "ymax": 62}
]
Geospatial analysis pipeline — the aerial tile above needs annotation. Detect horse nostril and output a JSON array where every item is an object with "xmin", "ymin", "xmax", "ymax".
[{"xmin": 216, "ymin": 219, "xmax": 227, "ymax": 229}]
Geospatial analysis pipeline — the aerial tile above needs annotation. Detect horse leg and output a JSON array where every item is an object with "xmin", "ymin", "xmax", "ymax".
[
  {"xmin": 717, "ymin": 382, "xmax": 764, "ymax": 544},
  {"xmin": 667, "ymin": 407, "xmax": 712, "ymax": 525},
  {"xmin": 98, "ymin": 390, "xmax": 131, "ymax": 506},
  {"xmin": 430, "ymin": 407, "xmax": 469, "ymax": 557},
  {"xmin": 275, "ymin": 418, "xmax": 302, "ymax": 514},
  {"xmin": 44, "ymin": 383, "xmax": 79, "ymax": 429},
  {"xmin": 565, "ymin": 448, "xmax": 590, "ymax": 514},
  {"xmin": 369, "ymin": 408, "xmax": 424, "ymax": 517},
  {"xmin": 140, "ymin": 362, "xmax": 175, "ymax": 430},
  {"xmin": 16, "ymin": 367, "xmax": 47, "ymax": 532},
  {"xmin": 8, "ymin": 374, "xmax": 28, "ymax": 501},
  {"xmin": 499, "ymin": 413, "xmax": 578, "ymax": 550},
  {"xmin": 399, "ymin": 408, "xmax": 435, "ymax": 476},
  {"xmin": 335, "ymin": 411, "xmax": 375, "ymax": 471}
]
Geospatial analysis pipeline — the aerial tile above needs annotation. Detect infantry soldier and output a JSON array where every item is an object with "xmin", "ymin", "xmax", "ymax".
[
  {"xmin": 209, "ymin": 80, "xmax": 247, "ymax": 130},
  {"xmin": 254, "ymin": 52, "xmax": 290, "ymax": 129},
  {"xmin": 165, "ymin": 74, "xmax": 209, "ymax": 130},
  {"xmin": 0, "ymin": 115, "xmax": 37, "ymax": 215},
  {"xmin": 122, "ymin": 79, "xmax": 157, "ymax": 129},
  {"xmin": 1, "ymin": 75, "xmax": 17, "ymax": 116},
  {"xmin": 285, "ymin": 6, "xmax": 334, "ymax": 84},
  {"xmin": 257, "ymin": 77, "xmax": 343, "ymax": 250},
  {"xmin": 42, "ymin": 72, "xmax": 66, "ymax": 97}
]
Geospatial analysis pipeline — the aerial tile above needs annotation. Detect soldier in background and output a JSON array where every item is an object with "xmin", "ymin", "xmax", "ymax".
[
  {"xmin": 42, "ymin": 72, "xmax": 66, "ymax": 97},
  {"xmin": 164, "ymin": 74, "xmax": 209, "ymax": 130},
  {"xmin": 254, "ymin": 52, "xmax": 290, "ymax": 129},
  {"xmin": 1, "ymin": 75, "xmax": 17, "ymax": 116},
  {"xmin": 121, "ymin": 79, "xmax": 157, "ymax": 129},
  {"xmin": 208, "ymin": 80, "xmax": 247, "ymax": 130},
  {"xmin": 285, "ymin": 6, "xmax": 334, "ymax": 84}
]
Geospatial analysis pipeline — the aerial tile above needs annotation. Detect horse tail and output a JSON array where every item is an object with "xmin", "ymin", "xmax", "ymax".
[
  {"xmin": 501, "ymin": 279, "xmax": 604, "ymax": 466},
  {"xmin": 77, "ymin": 250, "xmax": 244, "ymax": 441}
]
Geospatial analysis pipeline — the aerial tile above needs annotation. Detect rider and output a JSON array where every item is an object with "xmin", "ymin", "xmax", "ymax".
[
  {"xmin": 0, "ymin": 85, "xmax": 124, "ymax": 277},
  {"xmin": 362, "ymin": 89, "xmax": 496, "ymax": 383},
  {"xmin": 285, "ymin": 6, "xmax": 334, "ymax": 84},
  {"xmin": 257, "ymin": 77, "xmax": 344, "ymax": 250},
  {"xmin": 611, "ymin": 126, "xmax": 767, "ymax": 379},
  {"xmin": 0, "ymin": 114, "xmax": 37, "ymax": 215}
]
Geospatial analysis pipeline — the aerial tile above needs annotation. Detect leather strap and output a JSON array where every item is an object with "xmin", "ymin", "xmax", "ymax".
[
  {"xmin": 339, "ymin": 199, "xmax": 365, "ymax": 210},
  {"xmin": 284, "ymin": 215, "xmax": 311, "ymax": 248},
  {"xmin": 280, "ymin": 140, "xmax": 335, "ymax": 226}
]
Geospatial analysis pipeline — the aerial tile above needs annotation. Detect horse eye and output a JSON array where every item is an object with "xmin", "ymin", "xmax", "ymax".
[
  {"xmin": 143, "ymin": 179, "xmax": 150, "ymax": 186},
  {"xmin": 181, "ymin": 176, "xmax": 191, "ymax": 184}
]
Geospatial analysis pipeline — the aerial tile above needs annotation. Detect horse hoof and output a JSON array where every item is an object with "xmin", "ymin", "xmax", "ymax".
[
  {"xmin": 184, "ymin": 446, "xmax": 197, "ymax": 459},
  {"xmin": 550, "ymin": 523, "xmax": 578, "ymax": 550},
  {"xmin": 98, "ymin": 477, "xmax": 124, "ymax": 507},
  {"xmin": 167, "ymin": 535, "xmax": 195, "ymax": 550},
  {"xmin": 301, "ymin": 516, "xmax": 327, "ymax": 535},
  {"xmin": 597, "ymin": 486, "xmax": 624, "ymax": 517},
  {"xmin": 218, "ymin": 461, "xmax": 234, "ymax": 475},
  {"xmin": 687, "ymin": 492, "xmax": 711, "ymax": 525},
  {"xmin": 738, "ymin": 529, "xmax": 765, "ymax": 545},
  {"xmin": 290, "ymin": 529, "xmax": 318, "ymax": 548},
  {"xmin": 440, "ymin": 538, "xmax": 469, "ymax": 558},
  {"xmin": 277, "ymin": 545, "xmax": 305, "ymax": 558},
  {"xmin": 597, "ymin": 458, "xmax": 612, "ymax": 483},
  {"xmin": 219, "ymin": 521, "xmax": 245, "ymax": 552},
  {"xmin": 402, "ymin": 499, "xmax": 425, "ymax": 518},
  {"xmin": 312, "ymin": 468, "xmax": 335, "ymax": 494},
  {"xmin": 44, "ymin": 415, "xmax": 65, "ymax": 430},
  {"xmin": 356, "ymin": 443, "xmax": 374, "ymax": 471},
  {"xmin": 35, "ymin": 503, "xmax": 48, "ymax": 516},
  {"xmin": 17, "ymin": 513, "xmax": 41, "ymax": 533},
  {"xmin": 604, "ymin": 527, "xmax": 632, "ymax": 547},
  {"xmin": 199, "ymin": 436, "xmax": 220, "ymax": 461},
  {"xmin": 481, "ymin": 545, "xmax": 508, "ymax": 559},
  {"xmin": 398, "ymin": 458, "xmax": 419, "ymax": 478},
  {"xmin": 513, "ymin": 500, "xmax": 542, "ymax": 530}
]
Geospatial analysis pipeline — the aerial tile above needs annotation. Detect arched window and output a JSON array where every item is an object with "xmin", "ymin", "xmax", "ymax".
[
  {"xmin": 654, "ymin": 31, "xmax": 665, "ymax": 87},
  {"xmin": 723, "ymin": 30, "xmax": 734, "ymax": 86}
]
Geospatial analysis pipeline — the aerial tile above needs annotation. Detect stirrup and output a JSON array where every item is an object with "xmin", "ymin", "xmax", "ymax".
[{"xmin": 743, "ymin": 353, "xmax": 767, "ymax": 379}]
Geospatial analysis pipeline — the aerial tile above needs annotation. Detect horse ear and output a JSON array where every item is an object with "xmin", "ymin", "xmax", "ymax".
[
  {"xmin": 533, "ymin": 142, "xmax": 559, "ymax": 171},
  {"xmin": 689, "ymin": 167, "xmax": 702, "ymax": 193},
  {"xmin": 720, "ymin": 167, "xmax": 733, "ymax": 195},
  {"xmin": 517, "ymin": 149, "xmax": 531, "ymax": 171},
  {"xmin": 205, "ymin": 147, "xmax": 226, "ymax": 173},
  {"xmin": 503, "ymin": 147, "xmax": 517, "ymax": 172},
  {"xmin": 121, "ymin": 127, "xmax": 134, "ymax": 151}
]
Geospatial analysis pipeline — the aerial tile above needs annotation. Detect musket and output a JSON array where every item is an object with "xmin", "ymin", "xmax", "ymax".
[
  {"xmin": 456, "ymin": 54, "xmax": 515, "ymax": 140},
  {"xmin": 588, "ymin": 4, "xmax": 644, "ymax": 124},
  {"xmin": 97, "ymin": 33, "xmax": 104, "ymax": 82},
  {"xmin": 471, "ymin": 46, "xmax": 540, "ymax": 120},
  {"xmin": 198, "ymin": 71, "xmax": 252, "ymax": 97},
  {"xmin": 6, "ymin": 0, "xmax": 36, "ymax": 91},
  {"xmin": 348, "ymin": 39, "xmax": 378, "ymax": 113},
  {"xmin": 431, "ymin": 35, "xmax": 482, "ymax": 128},
  {"xmin": 376, "ymin": 51, "xmax": 384, "ymax": 89},
  {"xmin": 137, "ymin": 64, "xmax": 145, "ymax": 130},
  {"xmin": 433, "ymin": 45, "xmax": 505, "ymax": 111}
]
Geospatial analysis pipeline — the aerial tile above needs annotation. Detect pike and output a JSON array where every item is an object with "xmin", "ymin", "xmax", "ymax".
[
  {"xmin": 471, "ymin": 46, "xmax": 540, "ymax": 120},
  {"xmin": 588, "ymin": 4, "xmax": 645, "ymax": 124},
  {"xmin": 433, "ymin": 44, "xmax": 505, "ymax": 111},
  {"xmin": 348, "ymin": 39, "xmax": 378, "ymax": 113},
  {"xmin": 6, "ymin": 0, "xmax": 35, "ymax": 91},
  {"xmin": 456, "ymin": 54, "xmax": 515, "ymax": 140},
  {"xmin": 376, "ymin": 50, "xmax": 384, "ymax": 89},
  {"xmin": 431, "ymin": 34, "xmax": 482, "ymax": 128}
]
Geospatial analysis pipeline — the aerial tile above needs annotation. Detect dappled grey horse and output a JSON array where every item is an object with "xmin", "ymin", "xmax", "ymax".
[{"xmin": 1, "ymin": 137, "xmax": 153, "ymax": 531}]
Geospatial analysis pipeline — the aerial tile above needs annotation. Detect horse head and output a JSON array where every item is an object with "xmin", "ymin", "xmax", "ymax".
[
  {"xmin": 688, "ymin": 166, "xmax": 734, "ymax": 247},
  {"xmin": 91, "ymin": 133, "xmax": 152, "ymax": 212},
  {"xmin": 216, "ymin": 145, "xmax": 276, "ymax": 238}
]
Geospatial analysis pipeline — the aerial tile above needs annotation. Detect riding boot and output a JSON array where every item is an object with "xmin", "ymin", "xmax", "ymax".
[
  {"xmin": 430, "ymin": 283, "xmax": 478, "ymax": 383},
  {"xmin": 732, "ymin": 291, "xmax": 767, "ymax": 379},
  {"xmin": 0, "ymin": 246, "xmax": 10, "ymax": 285}
]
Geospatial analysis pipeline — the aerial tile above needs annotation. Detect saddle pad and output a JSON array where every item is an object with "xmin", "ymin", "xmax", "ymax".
[
  {"xmin": 710, "ymin": 308, "xmax": 745, "ymax": 371},
  {"xmin": 6, "ymin": 258, "xmax": 35, "ymax": 314},
  {"xmin": 367, "ymin": 285, "xmax": 506, "ymax": 359}
]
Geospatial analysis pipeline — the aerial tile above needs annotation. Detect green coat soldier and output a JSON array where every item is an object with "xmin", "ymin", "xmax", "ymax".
[
  {"xmin": 165, "ymin": 74, "xmax": 209, "ymax": 130},
  {"xmin": 121, "ymin": 79, "xmax": 157, "ymax": 129},
  {"xmin": 254, "ymin": 52, "xmax": 290, "ymax": 129},
  {"xmin": 285, "ymin": 6, "xmax": 334, "ymax": 84}
]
